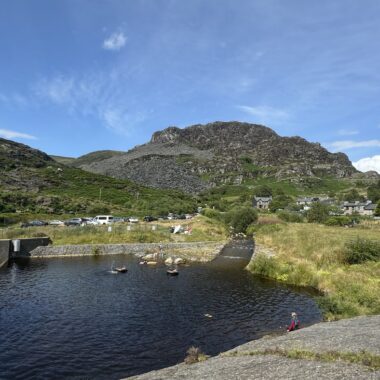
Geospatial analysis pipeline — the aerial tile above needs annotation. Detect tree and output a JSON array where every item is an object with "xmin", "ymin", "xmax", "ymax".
[
  {"xmin": 225, "ymin": 207, "xmax": 258, "ymax": 233},
  {"xmin": 254, "ymin": 185, "xmax": 272, "ymax": 197},
  {"xmin": 269, "ymin": 194, "xmax": 292, "ymax": 212},
  {"xmin": 343, "ymin": 189, "xmax": 364, "ymax": 202},
  {"xmin": 307, "ymin": 202, "xmax": 330, "ymax": 224},
  {"xmin": 375, "ymin": 201, "xmax": 380, "ymax": 217},
  {"xmin": 367, "ymin": 180, "xmax": 380, "ymax": 203}
]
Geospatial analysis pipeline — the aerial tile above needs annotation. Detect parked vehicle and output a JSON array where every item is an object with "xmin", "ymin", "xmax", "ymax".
[
  {"xmin": 92, "ymin": 215, "xmax": 114, "ymax": 225},
  {"xmin": 143, "ymin": 216, "xmax": 158, "ymax": 222},
  {"xmin": 128, "ymin": 217, "xmax": 139, "ymax": 223},
  {"xmin": 64, "ymin": 218, "xmax": 83, "ymax": 226},
  {"xmin": 20, "ymin": 220, "xmax": 48, "ymax": 228},
  {"xmin": 48, "ymin": 220, "xmax": 64, "ymax": 226},
  {"xmin": 113, "ymin": 217, "xmax": 125, "ymax": 223}
]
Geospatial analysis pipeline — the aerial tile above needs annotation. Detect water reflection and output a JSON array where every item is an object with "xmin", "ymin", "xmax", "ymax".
[{"xmin": 0, "ymin": 250, "xmax": 321, "ymax": 380}]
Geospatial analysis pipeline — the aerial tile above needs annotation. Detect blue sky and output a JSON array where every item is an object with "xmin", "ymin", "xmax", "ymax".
[{"xmin": 0, "ymin": 0, "xmax": 380, "ymax": 172}]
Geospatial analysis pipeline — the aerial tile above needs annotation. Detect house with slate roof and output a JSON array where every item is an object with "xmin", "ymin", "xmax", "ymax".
[
  {"xmin": 253, "ymin": 196, "xmax": 272, "ymax": 210},
  {"xmin": 342, "ymin": 200, "xmax": 376, "ymax": 216}
]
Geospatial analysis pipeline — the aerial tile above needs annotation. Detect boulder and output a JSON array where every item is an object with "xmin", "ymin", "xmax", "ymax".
[
  {"xmin": 165, "ymin": 257, "xmax": 174, "ymax": 265},
  {"xmin": 174, "ymin": 257, "xmax": 186, "ymax": 265}
]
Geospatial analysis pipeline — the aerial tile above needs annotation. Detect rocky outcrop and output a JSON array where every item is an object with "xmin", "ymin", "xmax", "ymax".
[
  {"xmin": 75, "ymin": 121, "xmax": 358, "ymax": 193},
  {"xmin": 127, "ymin": 315, "xmax": 380, "ymax": 380}
]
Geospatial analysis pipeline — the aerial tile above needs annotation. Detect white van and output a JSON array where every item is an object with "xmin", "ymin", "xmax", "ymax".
[{"xmin": 93, "ymin": 215, "xmax": 114, "ymax": 225}]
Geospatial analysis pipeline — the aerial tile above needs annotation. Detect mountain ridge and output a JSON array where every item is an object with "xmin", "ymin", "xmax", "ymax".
[{"xmin": 72, "ymin": 121, "xmax": 359, "ymax": 193}]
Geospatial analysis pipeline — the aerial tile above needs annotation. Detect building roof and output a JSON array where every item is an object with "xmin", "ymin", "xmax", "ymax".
[
  {"xmin": 364, "ymin": 203, "xmax": 377, "ymax": 210},
  {"xmin": 254, "ymin": 196, "xmax": 272, "ymax": 202}
]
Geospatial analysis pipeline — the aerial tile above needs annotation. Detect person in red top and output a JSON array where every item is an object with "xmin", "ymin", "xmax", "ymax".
[{"xmin": 287, "ymin": 312, "xmax": 300, "ymax": 332}]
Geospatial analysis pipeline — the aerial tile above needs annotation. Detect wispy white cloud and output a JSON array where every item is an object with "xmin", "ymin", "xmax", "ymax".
[
  {"xmin": 237, "ymin": 105, "xmax": 289, "ymax": 124},
  {"xmin": 0, "ymin": 129, "xmax": 36, "ymax": 140},
  {"xmin": 33, "ymin": 72, "xmax": 146, "ymax": 135},
  {"xmin": 34, "ymin": 76, "xmax": 74, "ymax": 105},
  {"xmin": 329, "ymin": 139, "xmax": 380, "ymax": 151},
  {"xmin": 337, "ymin": 129, "xmax": 359, "ymax": 136},
  {"xmin": 103, "ymin": 32, "xmax": 127, "ymax": 51},
  {"xmin": 353, "ymin": 155, "xmax": 380, "ymax": 173},
  {"xmin": 0, "ymin": 92, "xmax": 29, "ymax": 107}
]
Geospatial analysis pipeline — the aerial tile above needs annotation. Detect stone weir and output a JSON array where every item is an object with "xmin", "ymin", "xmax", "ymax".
[
  {"xmin": 0, "ymin": 237, "xmax": 51, "ymax": 268},
  {"xmin": 30, "ymin": 241, "xmax": 227, "ymax": 263}
]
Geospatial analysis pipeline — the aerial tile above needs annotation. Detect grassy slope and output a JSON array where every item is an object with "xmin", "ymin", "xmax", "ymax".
[
  {"xmin": 50, "ymin": 155, "xmax": 76, "ymax": 166},
  {"xmin": 0, "ymin": 165, "xmax": 198, "ymax": 219},
  {"xmin": 248, "ymin": 222, "xmax": 380, "ymax": 320},
  {"xmin": 0, "ymin": 215, "xmax": 228, "ymax": 245}
]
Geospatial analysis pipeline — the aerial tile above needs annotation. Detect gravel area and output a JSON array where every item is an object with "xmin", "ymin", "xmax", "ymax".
[{"xmin": 126, "ymin": 315, "xmax": 380, "ymax": 380}]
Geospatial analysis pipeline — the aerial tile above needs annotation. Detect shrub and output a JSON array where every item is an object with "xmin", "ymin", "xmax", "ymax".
[
  {"xmin": 201, "ymin": 208, "xmax": 222, "ymax": 220},
  {"xmin": 277, "ymin": 211, "xmax": 304, "ymax": 223},
  {"xmin": 316, "ymin": 295, "xmax": 358, "ymax": 320},
  {"xmin": 248, "ymin": 254, "xmax": 280, "ymax": 278},
  {"xmin": 225, "ymin": 207, "xmax": 258, "ymax": 234},
  {"xmin": 324, "ymin": 216, "xmax": 352, "ymax": 226},
  {"xmin": 343, "ymin": 237, "xmax": 380, "ymax": 264},
  {"xmin": 253, "ymin": 185, "xmax": 272, "ymax": 197},
  {"xmin": 307, "ymin": 203, "xmax": 330, "ymax": 223},
  {"xmin": 184, "ymin": 346, "xmax": 209, "ymax": 364}
]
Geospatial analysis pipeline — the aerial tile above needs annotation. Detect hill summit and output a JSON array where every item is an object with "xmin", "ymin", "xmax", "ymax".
[{"xmin": 75, "ymin": 121, "xmax": 357, "ymax": 193}]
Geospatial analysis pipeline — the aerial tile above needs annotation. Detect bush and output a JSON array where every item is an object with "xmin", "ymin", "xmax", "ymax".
[
  {"xmin": 201, "ymin": 208, "xmax": 222, "ymax": 220},
  {"xmin": 184, "ymin": 346, "xmax": 209, "ymax": 364},
  {"xmin": 225, "ymin": 207, "xmax": 258, "ymax": 234},
  {"xmin": 307, "ymin": 203, "xmax": 330, "ymax": 223},
  {"xmin": 277, "ymin": 211, "xmax": 304, "ymax": 223},
  {"xmin": 343, "ymin": 238, "xmax": 380, "ymax": 264},
  {"xmin": 324, "ymin": 216, "xmax": 352, "ymax": 226},
  {"xmin": 316, "ymin": 295, "xmax": 358, "ymax": 320}
]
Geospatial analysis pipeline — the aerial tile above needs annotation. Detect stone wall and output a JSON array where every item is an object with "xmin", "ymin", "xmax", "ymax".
[
  {"xmin": 31, "ymin": 241, "xmax": 226, "ymax": 262},
  {"xmin": 0, "ymin": 239, "xmax": 10, "ymax": 268}
]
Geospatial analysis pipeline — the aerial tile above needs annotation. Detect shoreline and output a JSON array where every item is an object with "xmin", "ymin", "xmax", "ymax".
[
  {"xmin": 29, "ymin": 241, "xmax": 227, "ymax": 263},
  {"xmin": 126, "ymin": 315, "xmax": 380, "ymax": 379}
]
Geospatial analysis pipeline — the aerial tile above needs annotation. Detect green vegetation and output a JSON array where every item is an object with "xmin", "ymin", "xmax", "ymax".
[
  {"xmin": 227, "ymin": 348, "xmax": 380, "ymax": 370},
  {"xmin": 184, "ymin": 346, "xmax": 209, "ymax": 364},
  {"xmin": 306, "ymin": 202, "xmax": 330, "ymax": 223},
  {"xmin": 343, "ymin": 238, "xmax": 380, "ymax": 264},
  {"xmin": 225, "ymin": 207, "xmax": 258, "ymax": 234},
  {"xmin": 367, "ymin": 180, "xmax": 380, "ymax": 203},
  {"xmin": 0, "ymin": 215, "xmax": 228, "ymax": 245},
  {"xmin": 201, "ymin": 206, "xmax": 258, "ymax": 235},
  {"xmin": 248, "ymin": 222, "xmax": 380, "ymax": 320},
  {"xmin": 0, "ymin": 165, "xmax": 198, "ymax": 224},
  {"xmin": 376, "ymin": 201, "xmax": 380, "ymax": 216}
]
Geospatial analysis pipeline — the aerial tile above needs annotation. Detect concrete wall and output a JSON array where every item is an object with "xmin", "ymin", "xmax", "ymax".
[
  {"xmin": 0, "ymin": 240, "xmax": 10, "ymax": 268},
  {"xmin": 31, "ymin": 241, "xmax": 226, "ymax": 262},
  {"xmin": 14, "ymin": 237, "xmax": 51, "ymax": 257}
]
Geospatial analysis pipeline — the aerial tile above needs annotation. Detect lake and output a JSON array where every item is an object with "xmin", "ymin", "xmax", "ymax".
[{"xmin": 0, "ymin": 245, "xmax": 321, "ymax": 379}]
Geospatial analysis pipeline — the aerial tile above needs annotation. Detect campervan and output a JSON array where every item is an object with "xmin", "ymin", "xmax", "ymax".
[{"xmin": 93, "ymin": 215, "xmax": 114, "ymax": 225}]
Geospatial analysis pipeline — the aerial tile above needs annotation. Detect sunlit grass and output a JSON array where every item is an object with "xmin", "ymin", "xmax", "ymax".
[{"xmin": 248, "ymin": 222, "xmax": 380, "ymax": 320}]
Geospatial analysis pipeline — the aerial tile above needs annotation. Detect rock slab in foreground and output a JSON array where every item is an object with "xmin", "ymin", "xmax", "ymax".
[{"xmin": 126, "ymin": 315, "xmax": 380, "ymax": 380}]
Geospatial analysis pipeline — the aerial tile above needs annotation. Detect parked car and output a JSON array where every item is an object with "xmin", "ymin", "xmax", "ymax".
[
  {"xmin": 128, "ymin": 217, "xmax": 139, "ymax": 223},
  {"xmin": 143, "ymin": 216, "xmax": 158, "ymax": 222},
  {"xmin": 48, "ymin": 220, "xmax": 64, "ymax": 226},
  {"xmin": 113, "ymin": 217, "xmax": 125, "ymax": 223},
  {"xmin": 20, "ymin": 220, "xmax": 48, "ymax": 228},
  {"xmin": 92, "ymin": 215, "xmax": 114, "ymax": 225},
  {"xmin": 64, "ymin": 218, "xmax": 83, "ymax": 226}
]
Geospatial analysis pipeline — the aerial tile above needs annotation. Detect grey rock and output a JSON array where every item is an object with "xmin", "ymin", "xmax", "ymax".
[{"xmin": 126, "ymin": 315, "xmax": 380, "ymax": 380}]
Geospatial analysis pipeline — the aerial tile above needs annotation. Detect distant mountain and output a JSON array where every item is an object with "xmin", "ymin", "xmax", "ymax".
[
  {"xmin": 52, "ymin": 150, "xmax": 125, "ymax": 167},
  {"xmin": 0, "ymin": 138, "xmax": 196, "ymax": 217},
  {"xmin": 73, "ymin": 121, "xmax": 358, "ymax": 193}
]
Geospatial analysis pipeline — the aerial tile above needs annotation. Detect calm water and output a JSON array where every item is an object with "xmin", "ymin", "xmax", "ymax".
[{"xmin": 0, "ymin": 246, "xmax": 321, "ymax": 379}]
